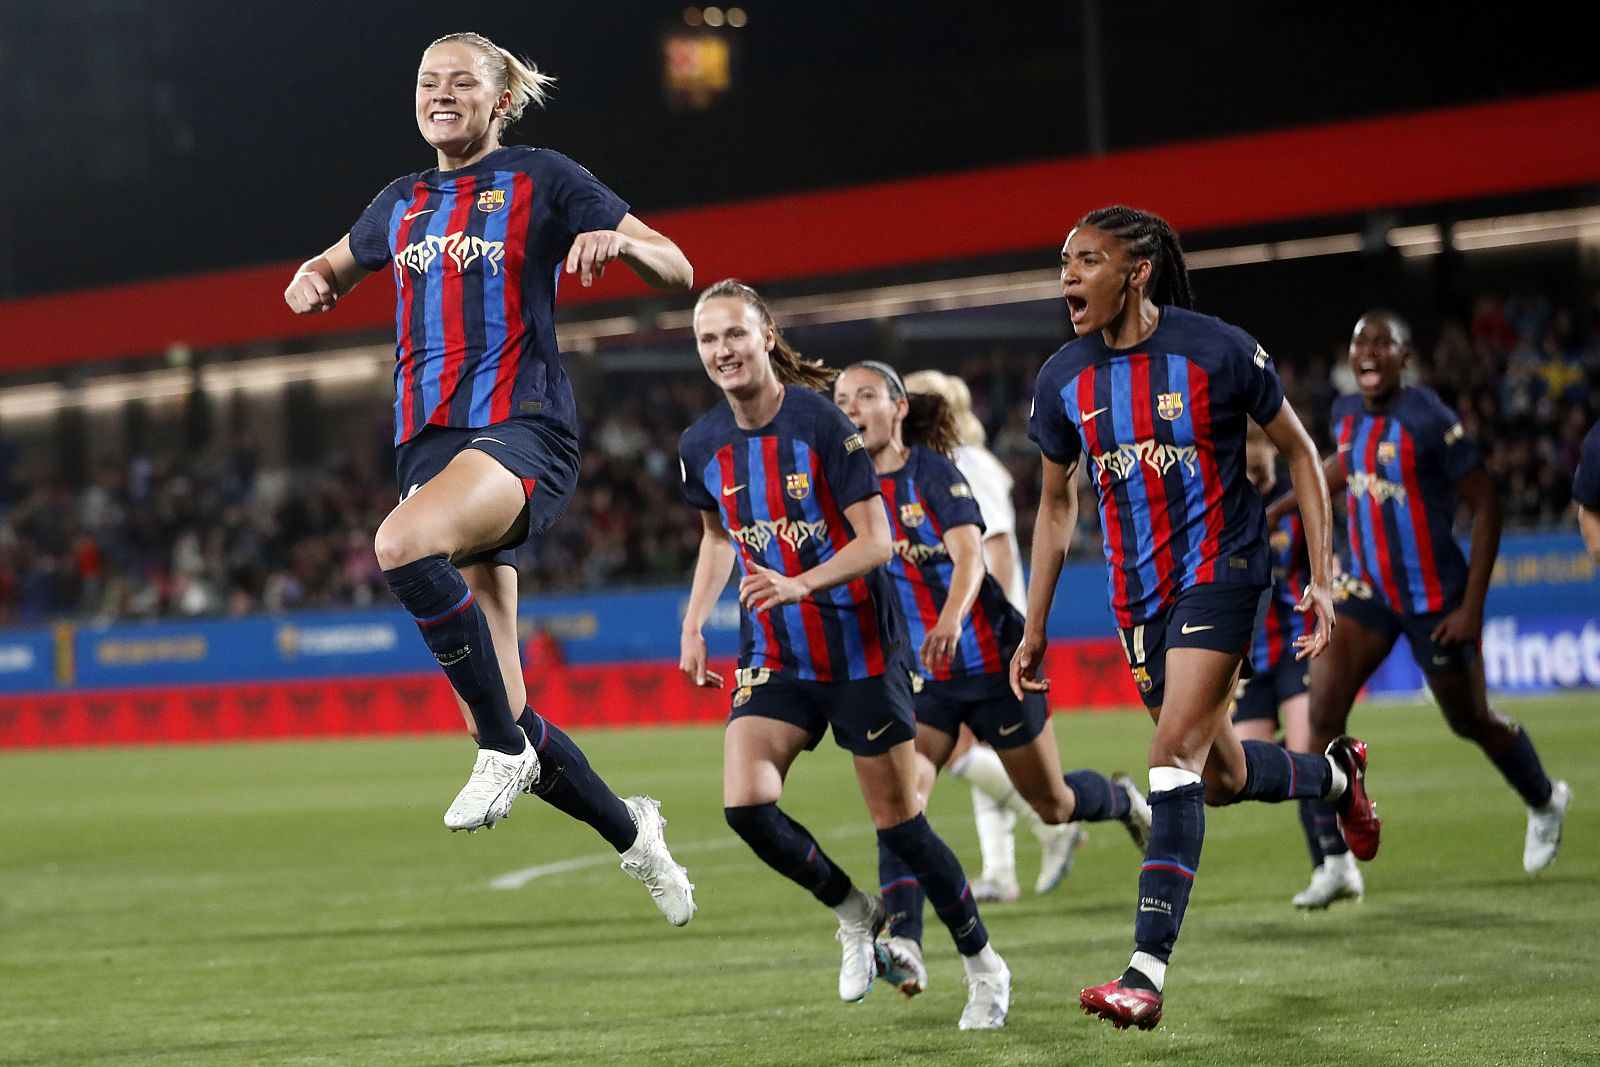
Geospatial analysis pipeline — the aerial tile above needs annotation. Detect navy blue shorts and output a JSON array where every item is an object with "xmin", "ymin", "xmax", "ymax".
[
  {"xmin": 1230, "ymin": 661, "xmax": 1309, "ymax": 725},
  {"xmin": 1334, "ymin": 581, "xmax": 1478, "ymax": 672},
  {"xmin": 727, "ymin": 661, "xmax": 917, "ymax": 756},
  {"xmin": 914, "ymin": 671, "xmax": 1049, "ymax": 749},
  {"xmin": 394, "ymin": 415, "xmax": 580, "ymax": 568},
  {"xmin": 1117, "ymin": 582, "xmax": 1268, "ymax": 710}
]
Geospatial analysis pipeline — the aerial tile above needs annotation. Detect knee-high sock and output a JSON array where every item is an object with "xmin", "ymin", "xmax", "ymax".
[
  {"xmin": 1229, "ymin": 740, "xmax": 1333, "ymax": 803},
  {"xmin": 1063, "ymin": 769, "xmax": 1132, "ymax": 821},
  {"xmin": 969, "ymin": 787, "xmax": 1017, "ymax": 876},
  {"xmin": 518, "ymin": 710, "xmax": 636, "ymax": 852},
  {"xmin": 384, "ymin": 554, "xmax": 521, "ymax": 753},
  {"xmin": 1301, "ymin": 797, "xmax": 1348, "ymax": 858},
  {"xmin": 725, "ymin": 803, "xmax": 852, "ymax": 907},
  {"xmin": 1296, "ymin": 797, "xmax": 1327, "ymax": 868},
  {"xmin": 878, "ymin": 841, "xmax": 925, "ymax": 944},
  {"xmin": 1488, "ymin": 727, "xmax": 1555, "ymax": 808},
  {"xmin": 1133, "ymin": 776, "xmax": 1205, "ymax": 965},
  {"xmin": 951, "ymin": 745, "xmax": 1035, "ymax": 862},
  {"xmin": 878, "ymin": 814, "xmax": 987, "ymax": 956}
]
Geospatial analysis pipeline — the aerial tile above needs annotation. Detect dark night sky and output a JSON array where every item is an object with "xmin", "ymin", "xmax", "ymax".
[{"xmin": 2, "ymin": 0, "xmax": 1594, "ymax": 299}]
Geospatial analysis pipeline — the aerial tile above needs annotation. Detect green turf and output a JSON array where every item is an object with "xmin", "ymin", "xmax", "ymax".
[{"xmin": 1, "ymin": 695, "xmax": 1594, "ymax": 1066}]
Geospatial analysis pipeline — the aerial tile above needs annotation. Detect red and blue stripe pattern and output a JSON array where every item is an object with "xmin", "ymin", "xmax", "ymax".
[{"xmin": 1252, "ymin": 509, "xmax": 1312, "ymax": 671}]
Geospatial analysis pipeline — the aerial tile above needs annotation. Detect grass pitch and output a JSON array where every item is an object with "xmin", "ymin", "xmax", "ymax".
[{"xmin": 2, "ymin": 694, "xmax": 1595, "ymax": 1066}]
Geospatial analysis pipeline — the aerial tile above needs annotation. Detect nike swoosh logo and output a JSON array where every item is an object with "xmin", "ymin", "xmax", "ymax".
[
  {"xmin": 1080, "ymin": 407, "xmax": 1108, "ymax": 421},
  {"xmin": 1337, "ymin": 443, "xmax": 1353, "ymax": 453},
  {"xmin": 866, "ymin": 723, "xmax": 892, "ymax": 741},
  {"xmin": 1180, "ymin": 623, "xmax": 1214, "ymax": 635},
  {"xmin": 722, "ymin": 483, "xmax": 746, "ymax": 496},
  {"xmin": 1432, "ymin": 654, "xmax": 1452, "ymax": 665},
  {"xmin": 997, "ymin": 722, "xmax": 1024, "ymax": 737},
  {"xmin": 402, "ymin": 209, "xmax": 434, "ymax": 220}
]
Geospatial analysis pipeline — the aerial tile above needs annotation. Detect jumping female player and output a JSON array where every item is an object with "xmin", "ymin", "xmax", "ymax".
[
  {"xmin": 283, "ymin": 32, "xmax": 695, "ymax": 924},
  {"xmin": 1011, "ymin": 205, "xmax": 1379, "ymax": 1030},
  {"xmin": 1285, "ymin": 311, "xmax": 1569, "ymax": 890},
  {"xmin": 678, "ymin": 281, "xmax": 1010, "ymax": 1030},
  {"xmin": 835, "ymin": 360, "xmax": 1150, "ymax": 990}
]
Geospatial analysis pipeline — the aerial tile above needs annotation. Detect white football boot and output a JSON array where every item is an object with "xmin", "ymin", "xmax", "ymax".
[
  {"xmin": 837, "ymin": 898, "xmax": 887, "ymax": 1002},
  {"xmin": 619, "ymin": 796, "xmax": 696, "ymax": 926},
  {"xmin": 875, "ymin": 935, "xmax": 928, "ymax": 998},
  {"xmin": 1292, "ymin": 851, "xmax": 1364, "ymax": 909},
  {"xmin": 1524, "ymin": 780, "xmax": 1571, "ymax": 874},
  {"xmin": 958, "ymin": 956, "xmax": 1011, "ymax": 1030},
  {"xmin": 444, "ymin": 734, "xmax": 541, "ymax": 831},
  {"xmin": 1113, "ymin": 773, "xmax": 1153, "ymax": 853},
  {"xmin": 971, "ymin": 867, "xmax": 1021, "ymax": 903},
  {"xmin": 1033, "ymin": 822, "xmax": 1087, "ymax": 895}
]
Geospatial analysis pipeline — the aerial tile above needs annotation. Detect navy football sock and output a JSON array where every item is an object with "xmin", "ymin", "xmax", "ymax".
[
  {"xmin": 878, "ymin": 814, "xmax": 987, "ymax": 956},
  {"xmin": 1063, "ymin": 769, "xmax": 1131, "ymax": 821},
  {"xmin": 1133, "ymin": 782, "xmax": 1205, "ymax": 964},
  {"xmin": 518, "ymin": 710, "xmax": 637, "ymax": 852},
  {"xmin": 1230, "ymin": 740, "xmax": 1333, "ymax": 803},
  {"xmin": 725, "ymin": 803, "xmax": 853, "ymax": 907},
  {"xmin": 1296, "ymin": 797, "xmax": 1327, "ymax": 868},
  {"xmin": 384, "ymin": 554, "xmax": 522, "ymax": 753},
  {"xmin": 877, "ymin": 840, "xmax": 925, "ymax": 944},
  {"xmin": 1488, "ymin": 727, "xmax": 1555, "ymax": 808},
  {"xmin": 1302, "ymin": 796, "xmax": 1348, "ymax": 858}
]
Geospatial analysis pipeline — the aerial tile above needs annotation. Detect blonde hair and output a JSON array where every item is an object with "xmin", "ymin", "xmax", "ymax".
[
  {"xmin": 426, "ymin": 32, "xmax": 555, "ymax": 133},
  {"xmin": 694, "ymin": 279, "xmax": 836, "ymax": 391},
  {"xmin": 903, "ymin": 369, "xmax": 986, "ymax": 447}
]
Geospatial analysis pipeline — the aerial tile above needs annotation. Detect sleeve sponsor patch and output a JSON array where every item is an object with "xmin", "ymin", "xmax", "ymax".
[
  {"xmin": 1254, "ymin": 343, "xmax": 1270, "ymax": 368},
  {"xmin": 1444, "ymin": 422, "xmax": 1465, "ymax": 444},
  {"xmin": 844, "ymin": 433, "xmax": 865, "ymax": 454},
  {"xmin": 950, "ymin": 482, "xmax": 973, "ymax": 499}
]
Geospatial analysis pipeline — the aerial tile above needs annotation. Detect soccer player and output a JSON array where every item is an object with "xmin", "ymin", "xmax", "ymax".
[
  {"xmin": 835, "ymin": 360, "xmax": 1151, "ymax": 991},
  {"xmin": 1235, "ymin": 426, "xmax": 1350, "ymax": 907},
  {"xmin": 902, "ymin": 368, "xmax": 1091, "ymax": 901},
  {"xmin": 1011, "ymin": 205, "xmax": 1379, "ymax": 1030},
  {"xmin": 1286, "ymin": 311, "xmax": 1570, "ymax": 885},
  {"xmin": 1575, "ymin": 420, "xmax": 1600, "ymax": 562},
  {"xmin": 282, "ymin": 32, "xmax": 696, "ymax": 924},
  {"xmin": 678, "ymin": 281, "xmax": 1011, "ymax": 1030}
]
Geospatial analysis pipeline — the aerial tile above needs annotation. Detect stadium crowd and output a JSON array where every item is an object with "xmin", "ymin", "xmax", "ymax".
[{"xmin": 1, "ymin": 289, "xmax": 1595, "ymax": 627}]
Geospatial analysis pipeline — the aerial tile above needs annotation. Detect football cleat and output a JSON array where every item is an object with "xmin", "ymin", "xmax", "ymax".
[
  {"xmin": 1112, "ymin": 773, "xmax": 1153, "ymax": 853},
  {"xmin": 1524, "ymin": 780, "xmax": 1571, "ymax": 874},
  {"xmin": 619, "ymin": 796, "xmax": 696, "ymax": 926},
  {"xmin": 958, "ymin": 959, "xmax": 1011, "ymax": 1030},
  {"xmin": 837, "ymin": 898, "xmax": 887, "ymax": 1002},
  {"xmin": 972, "ymin": 869, "xmax": 1021, "ymax": 903},
  {"xmin": 444, "ymin": 734, "xmax": 541, "ymax": 831},
  {"xmin": 875, "ymin": 935, "xmax": 927, "ymax": 998},
  {"xmin": 1080, "ymin": 977, "xmax": 1163, "ymax": 1030},
  {"xmin": 1292, "ymin": 852, "xmax": 1364, "ymax": 909},
  {"xmin": 1326, "ymin": 736, "xmax": 1381, "ymax": 861},
  {"xmin": 1034, "ymin": 822, "xmax": 1087, "ymax": 895}
]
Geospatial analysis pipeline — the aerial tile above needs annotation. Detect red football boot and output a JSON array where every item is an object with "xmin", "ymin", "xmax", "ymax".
[
  {"xmin": 1327, "ymin": 736, "xmax": 1381, "ymax": 860},
  {"xmin": 1080, "ymin": 977, "xmax": 1163, "ymax": 1030}
]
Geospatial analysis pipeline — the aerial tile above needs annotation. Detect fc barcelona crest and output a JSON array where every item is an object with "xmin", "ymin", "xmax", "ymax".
[
  {"xmin": 1157, "ymin": 392, "xmax": 1184, "ymax": 422},
  {"xmin": 476, "ymin": 189, "xmax": 507, "ymax": 213},
  {"xmin": 785, "ymin": 472, "xmax": 811, "ymax": 500},
  {"xmin": 899, "ymin": 502, "xmax": 926, "ymax": 528},
  {"xmin": 1377, "ymin": 441, "xmax": 1396, "ymax": 465}
]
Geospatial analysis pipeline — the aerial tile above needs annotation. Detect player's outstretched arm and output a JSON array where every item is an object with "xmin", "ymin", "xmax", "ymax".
[
  {"xmin": 565, "ymin": 213, "xmax": 693, "ymax": 291},
  {"xmin": 1010, "ymin": 455, "xmax": 1078, "ymax": 698},
  {"xmin": 283, "ymin": 235, "xmax": 370, "ymax": 315},
  {"xmin": 681, "ymin": 510, "xmax": 737, "ymax": 688},
  {"xmin": 1262, "ymin": 402, "xmax": 1336, "ymax": 659}
]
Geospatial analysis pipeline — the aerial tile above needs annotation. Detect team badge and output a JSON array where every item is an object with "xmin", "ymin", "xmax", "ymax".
[
  {"xmin": 785, "ymin": 472, "xmax": 810, "ymax": 500},
  {"xmin": 1270, "ymin": 530, "xmax": 1290, "ymax": 552},
  {"xmin": 898, "ymin": 502, "xmax": 926, "ymax": 528},
  {"xmin": 1377, "ymin": 441, "xmax": 1396, "ymax": 465},
  {"xmin": 1157, "ymin": 392, "xmax": 1184, "ymax": 422},
  {"xmin": 476, "ymin": 189, "xmax": 507, "ymax": 213},
  {"xmin": 732, "ymin": 687, "xmax": 752, "ymax": 708},
  {"xmin": 1132, "ymin": 666, "xmax": 1153, "ymax": 693}
]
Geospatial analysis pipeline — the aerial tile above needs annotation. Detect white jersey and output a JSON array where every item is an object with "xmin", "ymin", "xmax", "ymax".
[{"xmin": 953, "ymin": 443, "xmax": 1027, "ymax": 615}]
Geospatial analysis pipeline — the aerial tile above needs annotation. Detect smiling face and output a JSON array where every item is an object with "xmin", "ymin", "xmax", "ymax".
[
  {"xmin": 415, "ymin": 41, "xmax": 511, "ymax": 162},
  {"xmin": 1348, "ymin": 313, "xmax": 1409, "ymax": 403},
  {"xmin": 1059, "ymin": 224, "xmax": 1151, "ymax": 337},
  {"xmin": 833, "ymin": 366, "xmax": 906, "ymax": 456},
  {"xmin": 695, "ymin": 295, "xmax": 775, "ymax": 397}
]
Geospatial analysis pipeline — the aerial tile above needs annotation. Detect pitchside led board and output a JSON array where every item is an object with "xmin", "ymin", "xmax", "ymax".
[{"xmin": 0, "ymin": 532, "xmax": 1594, "ymax": 698}]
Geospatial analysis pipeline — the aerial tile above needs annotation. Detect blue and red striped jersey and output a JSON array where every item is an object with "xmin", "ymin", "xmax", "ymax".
[
  {"xmin": 679, "ymin": 387, "xmax": 902, "ymax": 682},
  {"xmin": 1029, "ymin": 306, "xmax": 1285, "ymax": 627},
  {"xmin": 1252, "ymin": 483, "xmax": 1312, "ymax": 672},
  {"xmin": 349, "ymin": 146, "xmax": 629, "ymax": 445},
  {"xmin": 878, "ymin": 446, "xmax": 1022, "ymax": 682},
  {"xmin": 1332, "ymin": 386, "xmax": 1479, "ymax": 615},
  {"xmin": 1574, "ymin": 421, "xmax": 1600, "ymax": 509}
]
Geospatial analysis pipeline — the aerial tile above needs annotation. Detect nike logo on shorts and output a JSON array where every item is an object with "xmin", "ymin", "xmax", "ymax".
[
  {"xmin": 1180, "ymin": 622, "xmax": 1214, "ymax": 635},
  {"xmin": 997, "ymin": 722, "xmax": 1024, "ymax": 737},
  {"xmin": 470, "ymin": 437, "xmax": 507, "ymax": 446},
  {"xmin": 866, "ymin": 722, "xmax": 892, "ymax": 741},
  {"xmin": 1431, "ymin": 654, "xmax": 1452, "ymax": 665}
]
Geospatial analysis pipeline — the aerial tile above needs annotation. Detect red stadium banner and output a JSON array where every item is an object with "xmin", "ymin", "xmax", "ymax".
[
  {"xmin": 0, "ymin": 641, "xmax": 1138, "ymax": 750},
  {"xmin": 2, "ymin": 90, "xmax": 1599, "ymax": 372}
]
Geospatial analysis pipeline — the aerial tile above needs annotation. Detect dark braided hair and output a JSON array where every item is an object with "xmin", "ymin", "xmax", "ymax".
[
  {"xmin": 1076, "ymin": 205, "xmax": 1195, "ymax": 311},
  {"xmin": 845, "ymin": 361, "xmax": 962, "ymax": 458},
  {"xmin": 693, "ymin": 279, "xmax": 836, "ymax": 391}
]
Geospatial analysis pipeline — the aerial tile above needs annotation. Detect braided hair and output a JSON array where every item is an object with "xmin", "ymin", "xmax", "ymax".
[
  {"xmin": 1076, "ymin": 205, "xmax": 1195, "ymax": 311},
  {"xmin": 693, "ymin": 279, "xmax": 836, "ymax": 391}
]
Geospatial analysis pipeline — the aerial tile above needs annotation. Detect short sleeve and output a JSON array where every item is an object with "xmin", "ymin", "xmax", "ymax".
[
  {"xmin": 1571, "ymin": 422, "xmax": 1600, "ymax": 508},
  {"xmin": 957, "ymin": 449, "xmax": 1017, "ymax": 537},
  {"xmin": 348, "ymin": 176, "xmax": 410, "ymax": 272},
  {"xmin": 1236, "ymin": 331, "xmax": 1286, "ymax": 426},
  {"xmin": 540, "ymin": 150, "xmax": 630, "ymax": 236},
  {"xmin": 677, "ymin": 433, "xmax": 717, "ymax": 512},
  {"xmin": 1027, "ymin": 359, "xmax": 1084, "ymax": 467},
  {"xmin": 1421, "ymin": 392, "xmax": 1482, "ymax": 482},
  {"xmin": 816, "ymin": 407, "xmax": 879, "ymax": 510},
  {"xmin": 920, "ymin": 454, "xmax": 985, "ymax": 536}
]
